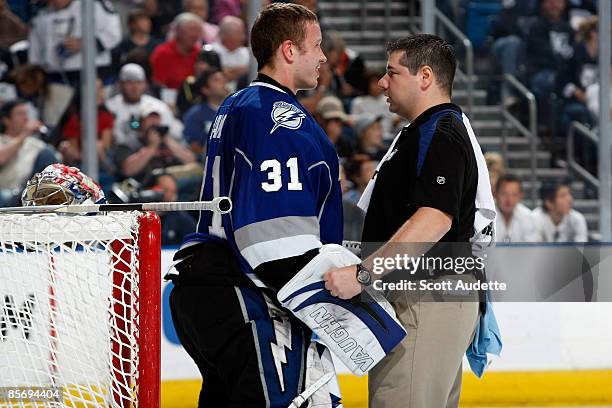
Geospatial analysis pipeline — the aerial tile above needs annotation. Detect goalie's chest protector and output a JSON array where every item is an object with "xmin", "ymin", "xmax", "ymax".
[{"xmin": 197, "ymin": 81, "xmax": 343, "ymax": 271}]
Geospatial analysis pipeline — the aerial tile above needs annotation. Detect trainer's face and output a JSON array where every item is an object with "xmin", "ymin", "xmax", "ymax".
[
  {"xmin": 294, "ymin": 22, "xmax": 327, "ymax": 91},
  {"xmin": 378, "ymin": 51, "xmax": 419, "ymax": 120}
]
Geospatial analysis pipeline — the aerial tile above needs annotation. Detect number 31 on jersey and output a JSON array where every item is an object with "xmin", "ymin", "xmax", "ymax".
[{"xmin": 260, "ymin": 157, "xmax": 302, "ymax": 192}]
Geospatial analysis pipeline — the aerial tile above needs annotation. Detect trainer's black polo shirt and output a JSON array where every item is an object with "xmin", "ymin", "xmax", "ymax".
[{"xmin": 362, "ymin": 103, "xmax": 478, "ymax": 244}]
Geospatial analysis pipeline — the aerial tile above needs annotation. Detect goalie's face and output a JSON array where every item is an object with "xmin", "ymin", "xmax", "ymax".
[{"xmin": 292, "ymin": 22, "xmax": 326, "ymax": 91}]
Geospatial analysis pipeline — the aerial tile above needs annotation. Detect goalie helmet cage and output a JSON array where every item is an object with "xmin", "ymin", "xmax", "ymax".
[{"xmin": 0, "ymin": 211, "xmax": 161, "ymax": 407}]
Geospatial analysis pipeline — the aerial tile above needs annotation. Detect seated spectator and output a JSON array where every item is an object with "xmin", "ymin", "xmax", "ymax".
[
  {"xmin": 145, "ymin": 172, "xmax": 196, "ymax": 246},
  {"xmin": 5, "ymin": 64, "xmax": 48, "ymax": 119},
  {"xmin": 532, "ymin": 181, "xmax": 588, "ymax": 242},
  {"xmin": 484, "ymin": 151, "xmax": 506, "ymax": 194},
  {"xmin": 112, "ymin": 9, "xmax": 162, "ymax": 76},
  {"xmin": 176, "ymin": 47, "xmax": 222, "ymax": 118},
  {"xmin": 495, "ymin": 174, "xmax": 537, "ymax": 243},
  {"xmin": 353, "ymin": 113, "xmax": 386, "ymax": 160},
  {"xmin": 106, "ymin": 63, "xmax": 182, "ymax": 150},
  {"xmin": 322, "ymin": 30, "xmax": 367, "ymax": 97},
  {"xmin": 350, "ymin": 71, "xmax": 400, "ymax": 140},
  {"xmin": 210, "ymin": 16, "xmax": 249, "ymax": 91},
  {"xmin": 114, "ymin": 104, "xmax": 196, "ymax": 181},
  {"xmin": 212, "ymin": 0, "xmax": 242, "ymax": 24},
  {"xmin": 315, "ymin": 95, "xmax": 354, "ymax": 158},
  {"xmin": 28, "ymin": 0, "xmax": 122, "ymax": 84},
  {"xmin": 143, "ymin": 0, "xmax": 180, "ymax": 39},
  {"xmin": 0, "ymin": 99, "xmax": 58, "ymax": 206},
  {"xmin": 344, "ymin": 156, "xmax": 378, "ymax": 205},
  {"xmin": 585, "ymin": 65, "xmax": 612, "ymax": 121},
  {"xmin": 565, "ymin": 0, "xmax": 597, "ymax": 29},
  {"xmin": 0, "ymin": 0, "xmax": 28, "ymax": 50},
  {"xmin": 150, "ymin": 12, "xmax": 203, "ymax": 90},
  {"xmin": 168, "ymin": 0, "xmax": 219, "ymax": 45},
  {"xmin": 58, "ymin": 78, "xmax": 115, "ymax": 190},
  {"xmin": 487, "ymin": 0, "xmax": 538, "ymax": 103},
  {"xmin": 526, "ymin": 0, "xmax": 575, "ymax": 101},
  {"xmin": 556, "ymin": 16, "xmax": 598, "ymax": 131},
  {"xmin": 183, "ymin": 68, "xmax": 228, "ymax": 156},
  {"xmin": 7, "ymin": 64, "xmax": 77, "ymax": 128}
]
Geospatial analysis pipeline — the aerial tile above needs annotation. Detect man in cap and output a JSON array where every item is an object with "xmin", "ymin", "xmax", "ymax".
[{"xmin": 106, "ymin": 63, "xmax": 181, "ymax": 150}]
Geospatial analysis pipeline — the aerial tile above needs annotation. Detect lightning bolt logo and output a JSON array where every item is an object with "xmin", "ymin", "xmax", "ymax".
[
  {"xmin": 263, "ymin": 293, "xmax": 292, "ymax": 392},
  {"xmin": 270, "ymin": 102, "xmax": 306, "ymax": 134}
]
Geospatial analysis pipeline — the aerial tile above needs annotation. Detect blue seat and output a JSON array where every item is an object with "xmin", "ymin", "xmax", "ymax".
[{"xmin": 465, "ymin": 1, "xmax": 503, "ymax": 51}]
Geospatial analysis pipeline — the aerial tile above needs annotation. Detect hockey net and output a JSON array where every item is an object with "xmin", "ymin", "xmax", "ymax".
[{"xmin": 0, "ymin": 211, "xmax": 160, "ymax": 407}]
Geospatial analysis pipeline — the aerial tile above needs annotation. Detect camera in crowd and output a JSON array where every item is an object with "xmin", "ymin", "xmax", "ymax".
[
  {"xmin": 129, "ymin": 112, "xmax": 170, "ymax": 146},
  {"xmin": 128, "ymin": 114, "xmax": 169, "ymax": 136},
  {"xmin": 108, "ymin": 178, "xmax": 164, "ymax": 204}
]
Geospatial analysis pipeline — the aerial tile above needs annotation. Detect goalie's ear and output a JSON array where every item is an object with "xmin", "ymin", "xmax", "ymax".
[{"xmin": 279, "ymin": 39, "xmax": 297, "ymax": 64}]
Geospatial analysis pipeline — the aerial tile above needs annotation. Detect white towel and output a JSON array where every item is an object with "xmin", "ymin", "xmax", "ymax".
[{"xmin": 357, "ymin": 113, "xmax": 496, "ymax": 246}]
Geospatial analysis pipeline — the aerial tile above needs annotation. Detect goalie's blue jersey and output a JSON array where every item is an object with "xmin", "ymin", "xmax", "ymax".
[{"xmin": 185, "ymin": 77, "xmax": 343, "ymax": 286}]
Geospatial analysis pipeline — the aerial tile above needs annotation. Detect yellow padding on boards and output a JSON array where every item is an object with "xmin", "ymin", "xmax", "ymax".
[
  {"xmin": 461, "ymin": 370, "xmax": 612, "ymax": 407},
  {"xmin": 161, "ymin": 370, "xmax": 612, "ymax": 408}
]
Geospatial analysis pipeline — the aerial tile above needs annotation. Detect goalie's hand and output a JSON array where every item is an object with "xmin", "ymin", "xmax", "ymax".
[{"xmin": 324, "ymin": 265, "xmax": 363, "ymax": 299}]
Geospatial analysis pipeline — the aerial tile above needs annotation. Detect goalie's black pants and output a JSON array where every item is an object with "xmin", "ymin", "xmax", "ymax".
[{"xmin": 169, "ymin": 244, "xmax": 311, "ymax": 407}]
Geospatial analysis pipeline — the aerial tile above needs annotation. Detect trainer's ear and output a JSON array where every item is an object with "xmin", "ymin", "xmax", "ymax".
[
  {"xmin": 280, "ymin": 39, "xmax": 295, "ymax": 63},
  {"xmin": 419, "ymin": 65, "xmax": 434, "ymax": 91}
]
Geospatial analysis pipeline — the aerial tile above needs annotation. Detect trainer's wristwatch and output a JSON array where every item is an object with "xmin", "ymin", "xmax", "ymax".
[{"xmin": 356, "ymin": 263, "xmax": 373, "ymax": 286}]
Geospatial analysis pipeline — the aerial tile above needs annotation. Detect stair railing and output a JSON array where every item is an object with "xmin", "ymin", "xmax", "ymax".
[
  {"xmin": 501, "ymin": 74, "xmax": 538, "ymax": 206},
  {"xmin": 567, "ymin": 121, "xmax": 599, "ymax": 190}
]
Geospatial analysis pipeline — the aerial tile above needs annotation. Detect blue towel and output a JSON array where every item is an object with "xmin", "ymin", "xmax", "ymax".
[{"xmin": 466, "ymin": 292, "xmax": 503, "ymax": 378}]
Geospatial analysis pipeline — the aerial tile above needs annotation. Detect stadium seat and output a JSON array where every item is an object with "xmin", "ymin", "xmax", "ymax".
[{"xmin": 465, "ymin": 1, "xmax": 503, "ymax": 51}]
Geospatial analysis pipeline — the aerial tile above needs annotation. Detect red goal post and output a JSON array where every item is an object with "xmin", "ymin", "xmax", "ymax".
[{"xmin": 0, "ymin": 211, "xmax": 161, "ymax": 407}]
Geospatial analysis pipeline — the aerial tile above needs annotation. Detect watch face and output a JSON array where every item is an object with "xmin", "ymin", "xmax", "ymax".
[{"xmin": 357, "ymin": 268, "xmax": 371, "ymax": 285}]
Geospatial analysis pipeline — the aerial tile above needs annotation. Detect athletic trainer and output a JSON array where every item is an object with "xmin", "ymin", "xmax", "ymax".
[{"xmin": 324, "ymin": 34, "xmax": 493, "ymax": 408}]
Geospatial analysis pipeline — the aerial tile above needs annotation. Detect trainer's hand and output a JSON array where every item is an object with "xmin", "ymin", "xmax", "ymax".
[{"xmin": 324, "ymin": 265, "xmax": 362, "ymax": 299}]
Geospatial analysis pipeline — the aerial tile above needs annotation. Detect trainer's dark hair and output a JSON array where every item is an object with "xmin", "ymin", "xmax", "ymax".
[
  {"xmin": 495, "ymin": 173, "xmax": 523, "ymax": 193},
  {"xmin": 251, "ymin": 3, "xmax": 318, "ymax": 69},
  {"xmin": 386, "ymin": 34, "xmax": 456, "ymax": 96}
]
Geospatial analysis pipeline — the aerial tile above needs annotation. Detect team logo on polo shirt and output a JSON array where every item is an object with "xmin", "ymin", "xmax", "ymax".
[
  {"xmin": 270, "ymin": 101, "xmax": 306, "ymax": 134},
  {"xmin": 437, "ymin": 176, "xmax": 446, "ymax": 185}
]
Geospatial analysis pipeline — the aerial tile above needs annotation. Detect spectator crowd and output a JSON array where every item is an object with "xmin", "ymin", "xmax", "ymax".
[{"xmin": 0, "ymin": 0, "xmax": 599, "ymax": 244}]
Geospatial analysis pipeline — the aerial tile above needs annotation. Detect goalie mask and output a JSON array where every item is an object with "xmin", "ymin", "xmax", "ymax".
[{"xmin": 21, "ymin": 164, "xmax": 106, "ymax": 206}]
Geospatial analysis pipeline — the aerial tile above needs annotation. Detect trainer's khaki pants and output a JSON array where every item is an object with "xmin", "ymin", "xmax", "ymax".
[{"xmin": 369, "ymin": 275, "xmax": 480, "ymax": 408}]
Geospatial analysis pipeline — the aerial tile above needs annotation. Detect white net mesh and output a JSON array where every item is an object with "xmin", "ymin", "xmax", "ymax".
[{"xmin": 0, "ymin": 212, "xmax": 151, "ymax": 407}]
